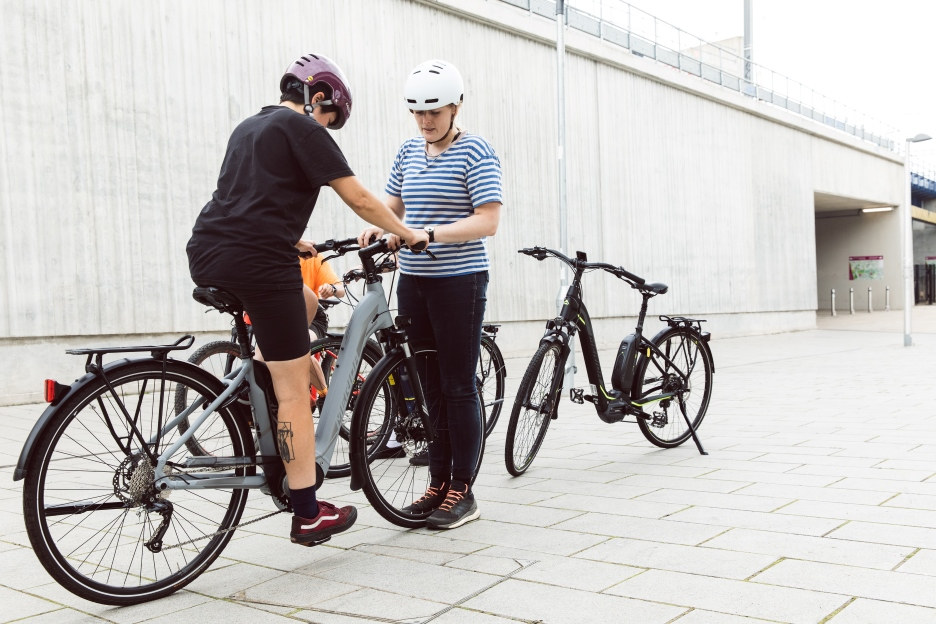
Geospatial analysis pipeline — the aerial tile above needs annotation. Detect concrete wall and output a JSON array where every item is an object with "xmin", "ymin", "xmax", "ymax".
[{"xmin": 0, "ymin": 0, "xmax": 907, "ymax": 403}]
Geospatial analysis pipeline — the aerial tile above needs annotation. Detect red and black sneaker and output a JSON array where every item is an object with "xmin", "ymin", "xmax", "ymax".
[{"xmin": 290, "ymin": 501, "xmax": 357, "ymax": 546}]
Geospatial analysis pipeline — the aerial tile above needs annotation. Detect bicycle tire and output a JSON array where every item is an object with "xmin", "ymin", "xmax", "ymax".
[
  {"xmin": 478, "ymin": 335, "xmax": 507, "ymax": 438},
  {"xmin": 310, "ymin": 335, "xmax": 384, "ymax": 478},
  {"xmin": 22, "ymin": 359, "xmax": 253, "ymax": 606},
  {"xmin": 505, "ymin": 341, "xmax": 564, "ymax": 476},
  {"xmin": 633, "ymin": 326, "xmax": 713, "ymax": 448},
  {"xmin": 349, "ymin": 350, "xmax": 485, "ymax": 528}
]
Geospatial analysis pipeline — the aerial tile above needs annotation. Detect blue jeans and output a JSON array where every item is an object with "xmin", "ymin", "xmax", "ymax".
[{"xmin": 397, "ymin": 271, "xmax": 488, "ymax": 485}]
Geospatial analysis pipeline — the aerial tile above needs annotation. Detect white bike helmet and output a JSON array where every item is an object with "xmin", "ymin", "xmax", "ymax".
[{"xmin": 403, "ymin": 59, "xmax": 464, "ymax": 110}]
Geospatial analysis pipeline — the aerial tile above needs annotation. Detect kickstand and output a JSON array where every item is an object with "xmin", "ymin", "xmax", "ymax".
[{"xmin": 678, "ymin": 396, "xmax": 708, "ymax": 455}]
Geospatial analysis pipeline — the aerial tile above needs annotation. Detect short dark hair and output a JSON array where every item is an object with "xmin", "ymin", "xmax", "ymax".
[{"xmin": 280, "ymin": 80, "xmax": 339, "ymax": 116}]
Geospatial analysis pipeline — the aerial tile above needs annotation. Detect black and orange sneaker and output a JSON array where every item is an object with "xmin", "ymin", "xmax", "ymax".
[
  {"xmin": 402, "ymin": 482, "xmax": 449, "ymax": 514},
  {"xmin": 290, "ymin": 501, "xmax": 357, "ymax": 546},
  {"xmin": 426, "ymin": 481, "xmax": 479, "ymax": 529}
]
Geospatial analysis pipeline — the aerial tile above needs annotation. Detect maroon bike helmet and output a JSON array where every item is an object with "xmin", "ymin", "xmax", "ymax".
[{"xmin": 280, "ymin": 53, "xmax": 353, "ymax": 129}]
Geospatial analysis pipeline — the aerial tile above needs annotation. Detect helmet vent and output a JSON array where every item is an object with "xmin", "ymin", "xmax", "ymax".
[
  {"xmin": 429, "ymin": 70, "xmax": 441, "ymax": 74},
  {"xmin": 425, "ymin": 98, "xmax": 439, "ymax": 103}
]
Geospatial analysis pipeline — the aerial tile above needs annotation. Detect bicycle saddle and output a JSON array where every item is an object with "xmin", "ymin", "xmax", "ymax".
[{"xmin": 192, "ymin": 287, "xmax": 244, "ymax": 314}]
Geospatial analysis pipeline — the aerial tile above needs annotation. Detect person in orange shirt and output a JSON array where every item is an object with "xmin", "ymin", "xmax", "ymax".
[{"xmin": 299, "ymin": 255, "xmax": 346, "ymax": 338}]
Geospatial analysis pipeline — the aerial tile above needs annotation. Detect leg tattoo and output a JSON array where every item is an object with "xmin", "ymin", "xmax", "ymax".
[{"xmin": 277, "ymin": 421, "xmax": 296, "ymax": 462}]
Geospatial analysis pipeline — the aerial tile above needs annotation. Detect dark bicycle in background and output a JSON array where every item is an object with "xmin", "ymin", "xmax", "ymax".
[{"xmin": 506, "ymin": 246, "xmax": 714, "ymax": 476}]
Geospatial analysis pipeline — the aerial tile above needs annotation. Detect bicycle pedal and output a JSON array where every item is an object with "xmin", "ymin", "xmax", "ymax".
[
  {"xmin": 297, "ymin": 536, "xmax": 331, "ymax": 547},
  {"xmin": 569, "ymin": 388, "xmax": 585, "ymax": 404}
]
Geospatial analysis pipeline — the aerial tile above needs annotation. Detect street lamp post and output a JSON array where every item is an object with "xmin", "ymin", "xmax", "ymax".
[{"xmin": 904, "ymin": 133, "xmax": 932, "ymax": 346}]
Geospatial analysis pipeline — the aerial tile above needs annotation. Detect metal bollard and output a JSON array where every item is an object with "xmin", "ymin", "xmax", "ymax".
[
  {"xmin": 885, "ymin": 286, "xmax": 890, "ymax": 311},
  {"xmin": 831, "ymin": 288, "xmax": 836, "ymax": 316},
  {"xmin": 849, "ymin": 287, "xmax": 855, "ymax": 314},
  {"xmin": 868, "ymin": 287, "xmax": 873, "ymax": 313}
]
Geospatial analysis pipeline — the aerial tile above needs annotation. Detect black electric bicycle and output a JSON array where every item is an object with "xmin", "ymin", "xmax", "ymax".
[{"xmin": 506, "ymin": 246, "xmax": 714, "ymax": 476}]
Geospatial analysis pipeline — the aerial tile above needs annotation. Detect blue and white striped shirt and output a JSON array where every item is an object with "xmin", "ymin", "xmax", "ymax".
[{"xmin": 386, "ymin": 133, "xmax": 503, "ymax": 276}]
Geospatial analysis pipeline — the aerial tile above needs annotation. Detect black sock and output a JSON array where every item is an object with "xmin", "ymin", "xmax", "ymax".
[{"xmin": 290, "ymin": 485, "xmax": 319, "ymax": 518}]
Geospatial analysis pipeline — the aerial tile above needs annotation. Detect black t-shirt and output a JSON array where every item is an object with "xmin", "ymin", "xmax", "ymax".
[{"xmin": 187, "ymin": 106, "xmax": 354, "ymax": 289}]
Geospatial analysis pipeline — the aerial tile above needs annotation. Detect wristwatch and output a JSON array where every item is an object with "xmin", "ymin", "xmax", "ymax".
[{"xmin": 424, "ymin": 227, "xmax": 435, "ymax": 243}]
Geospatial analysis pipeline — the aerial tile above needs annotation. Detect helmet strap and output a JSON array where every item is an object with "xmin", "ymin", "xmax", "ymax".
[
  {"xmin": 302, "ymin": 84, "xmax": 333, "ymax": 117},
  {"xmin": 426, "ymin": 118, "xmax": 456, "ymax": 145}
]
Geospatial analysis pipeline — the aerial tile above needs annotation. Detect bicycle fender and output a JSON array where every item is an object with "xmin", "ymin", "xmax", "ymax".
[{"xmin": 12, "ymin": 358, "xmax": 137, "ymax": 481}]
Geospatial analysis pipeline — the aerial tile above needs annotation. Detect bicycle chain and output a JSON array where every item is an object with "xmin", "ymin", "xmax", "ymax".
[{"xmin": 157, "ymin": 461, "xmax": 287, "ymax": 551}]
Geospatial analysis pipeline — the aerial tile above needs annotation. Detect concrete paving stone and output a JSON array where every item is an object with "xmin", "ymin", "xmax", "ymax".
[
  {"xmin": 669, "ymin": 610, "xmax": 777, "ymax": 623},
  {"xmin": 515, "ymin": 476, "xmax": 662, "ymax": 499},
  {"xmin": 311, "ymin": 551, "xmax": 497, "ymax": 605},
  {"xmin": 429, "ymin": 607, "xmax": 518, "ymax": 623},
  {"xmin": 477, "ymin": 484, "xmax": 558, "ymax": 505},
  {"xmin": 663, "ymin": 506, "xmax": 845, "ymax": 536},
  {"xmin": 895, "ymin": 549, "xmax": 936, "ymax": 575},
  {"xmin": 351, "ymin": 542, "xmax": 467, "ymax": 566},
  {"xmin": 4, "ymin": 608, "xmax": 111, "ymax": 624},
  {"xmin": 698, "ymin": 468, "xmax": 841, "ymax": 487},
  {"xmin": 417, "ymin": 518, "xmax": 608, "ymax": 557},
  {"xmin": 508, "ymin": 551, "xmax": 644, "ymax": 592},
  {"xmin": 723, "ymin": 443, "xmax": 843, "ymax": 455},
  {"xmin": 606, "ymin": 569, "xmax": 849, "ymax": 623},
  {"xmin": 753, "ymin": 558, "xmax": 936, "ymax": 608},
  {"xmin": 145, "ymin": 598, "xmax": 299, "ymax": 624},
  {"xmin": 502, "ymin": 465, "xmax": 636, "ymax": 484},
  {"xmin": 463, "ymin": 577, "xmax": 686, "ymax": 624},
  {"xmin": 296, "ymin": 587, "xmax": 447, "ymax": 623},
  {"xmin": 731, "ymin": 483, "xmax": 894, "ymax": 506},
  {"xmin": 510, "ymin": 455, "xmax": 617, "ymax": 472},
  {"xmin": 553, "ymin": 511, "xmax": 728, "ymax": 545},
  {"xmin": 701, "ymin": 527, "xmax": 914, "ymax": 570},
  {"xmin": 474, "ymin": 498, "xmax": 583, "ymax": 527},
  {"xmin": 577, "ymin": 537, "xmax": 777, "ymax": 580},
  {"xmin": 0, "ymin": 545, "xmax": 61, "ymax": 591},
  {"xmin": 634, "ymin": 488, "xmax": 791, "ymax": 513},
  {"xmin": 830, "ymin": 477, "xmax": 936, "ymax": 496},
  {"xmin": 236, "ymin": 571, "xmax": 360, "ymax": 609},
  {"xmin": 615, "ymin": 473, "xmax": 751, "ymax": 494},
  {"xmin": 789, "ymin": 464, "xmax": 936, "ymax": 482},
  {"xmin": 873, "ymin": 458, "xmax": 936, "ymax": 472},
  {"xmin": 588, "ymin": 460, "xmax": 723, "ymax": 478},
  {"xmin": 828, "ymin": 598, "xmax": 936, "ymax": 623},
  {"xmin": 185, "ymin": 561, "xmax": 286, "ymax": 599},
  {"xmin": 218, "ymin": 533, "xmax": 346, "ymax": 570},
  {"xmin": 24, "ymin": 581, "xmax": 212, "ymax": 623},
  {"xmin": 436, "ymin": 550, "xmax": 536, "ymax": 577},
  {"xmin": 749, "ymin": 453, "xmax": 880, "ymax": 468},
  {"xmin": 778, "ymin": 499, "xmax": 936, "ymax": 529},
  {"xmin": 831, "ymin": 443, "xmax": 933, "ymax": 460},
  {"xmin": 0, "ymin": 586, "xmax": 61, "ymax": 622},
  {"xmin": 828, "ymin": 521, "xmax": 936, "ymax": 549},
  {"xmin": 533, "ymin": 492, "xmax": 689, "ymax": 519}
]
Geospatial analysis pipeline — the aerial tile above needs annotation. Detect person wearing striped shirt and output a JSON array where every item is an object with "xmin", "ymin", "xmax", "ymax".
[{"xmin": 359, "ymin": 59, "xmax": 502, "ymax": 529}]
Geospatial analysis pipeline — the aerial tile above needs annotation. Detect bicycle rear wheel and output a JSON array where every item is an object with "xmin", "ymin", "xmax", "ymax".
[
  {"xmin": 22, "ymin": 360, "xmax": 253, "ymax": 606},
  {"xmin": 505, "ymin": 341, "xmax": 563, "ymax": 476},
  {"xmin": 633, "ymin": 327, "xmax": 713, "ymax": 448},
  {"xmin": 310, "ymin": 336, "xmax": 384, "ymax": 478},
  {"xmin": 478, "ymin": 335, "xmax": 506, "ymax": 438},
  {"xmin": 349, "ymin": 350, "xmax": 485, "ymax": 528}
]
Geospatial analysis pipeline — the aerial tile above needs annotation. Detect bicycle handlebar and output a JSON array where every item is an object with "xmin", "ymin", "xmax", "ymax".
[{"xmin": 519, "ymin": 246, "xmax": 646, "ymax": 286}]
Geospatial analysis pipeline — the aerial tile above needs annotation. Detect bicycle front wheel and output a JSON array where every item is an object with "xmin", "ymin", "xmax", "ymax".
[
  {"xmin": 478, "ymin": 336, "xmax": 506, "ymax": 438},
  {"xmin": 22, "ymin": 360, "xmax": 253, "ymax": 606},
  {"xmin": 311, "ymin": 335, "xmax": 384, "ymax": 478},
  {"xmin": 349, "ymin": 350, "xmax": 486, "ymax": 528},
  {"xmin": 505, "ymin": 341, "xmax": 564, "ymax": 476},
  {"xmin": 633, "ymin": 327, "xmax": 713, "ymax": 448}
]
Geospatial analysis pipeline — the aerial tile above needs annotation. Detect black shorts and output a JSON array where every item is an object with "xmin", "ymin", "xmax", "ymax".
[{"xmin": 219, "ymin": 285, "xmax": 310, "ymax": 361}]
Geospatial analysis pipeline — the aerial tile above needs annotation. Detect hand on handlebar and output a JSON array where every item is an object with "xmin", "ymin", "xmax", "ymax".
[
  {"xmin": 404, "ymin": 228, "xmax": 430, "ymax": 252},
  {"xmin": 357, "ymin": 227, "xmax": 383, "ymax": 248},
  {"xmin": 296, "ymin": 239, "xmax": 318, "ymax": 258}
]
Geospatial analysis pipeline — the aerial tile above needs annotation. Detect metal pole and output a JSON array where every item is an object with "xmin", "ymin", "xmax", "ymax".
[
  {"xmin": 885, "ymin": 286, "xmax": 890, "ymax": 311},
  {"xmin": 556, "ymin": 0, "xmax": 574, "ymax": 388},
  {"xmin": 904, "ymin": 139, "xmax": 914, "ymax": 345},
  {"xmin": 743, "ymin": 0, "xmax": 754, "ymax": 83},
  {"xmin": 849, "ymin": 288, "xmax": 855, "ymax": 315},
  {"xmin": 868, "ymin": 287, "xmax": 873, "ymax": 313},
  {"xmin": 831, "ymin": 288, "xmax": 836, "ymax": 316}
]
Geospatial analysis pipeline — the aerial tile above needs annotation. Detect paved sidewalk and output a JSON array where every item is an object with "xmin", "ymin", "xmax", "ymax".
[{"xmin": 2, "ymin": 308, "xmax": 936, "ymax": 623}]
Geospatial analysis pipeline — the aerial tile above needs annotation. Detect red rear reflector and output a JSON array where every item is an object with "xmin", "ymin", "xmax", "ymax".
[{"xmin": 44, "ymin": 379, "xmax": 70, "ymax": 405}]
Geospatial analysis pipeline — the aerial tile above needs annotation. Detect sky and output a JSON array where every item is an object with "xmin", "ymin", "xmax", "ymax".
[{"xmin": 594, "ymin": 0, "xmax": 936, "ymax": 168}]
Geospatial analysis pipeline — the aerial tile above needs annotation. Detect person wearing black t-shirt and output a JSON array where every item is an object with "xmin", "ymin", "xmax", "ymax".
[{"xmin": 187, "ymin": 53, "xmax": 429, "ymax": 546}]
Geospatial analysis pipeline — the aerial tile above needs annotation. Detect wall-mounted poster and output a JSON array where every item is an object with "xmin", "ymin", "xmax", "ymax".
[{"xmin": 849, "ymin": 255, "xmax": 884, "ymax": 280}]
